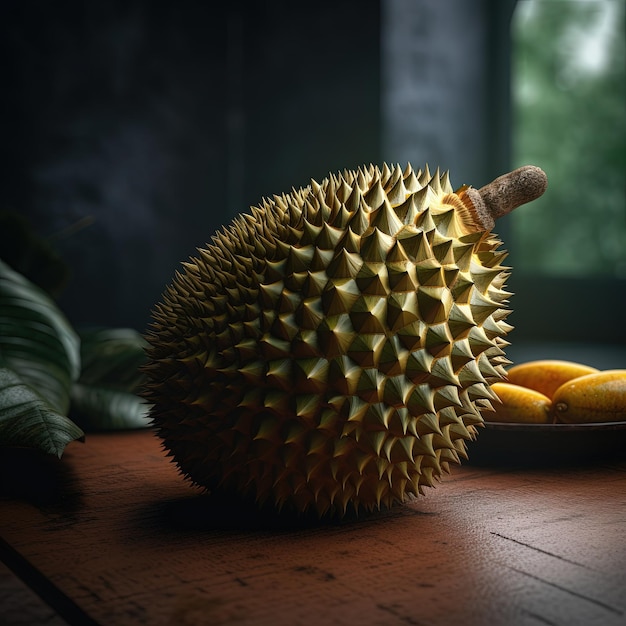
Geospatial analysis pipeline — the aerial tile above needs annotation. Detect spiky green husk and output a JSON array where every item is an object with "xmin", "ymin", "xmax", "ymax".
[{"xmin": 143, "ymin": 163, "xmax": 512, "ymax": 517}]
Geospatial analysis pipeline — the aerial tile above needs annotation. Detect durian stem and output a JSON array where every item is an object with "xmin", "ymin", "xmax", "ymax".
[{"xmin": 459, "ymin": 165, "xmax": 547, "ymax": 232}]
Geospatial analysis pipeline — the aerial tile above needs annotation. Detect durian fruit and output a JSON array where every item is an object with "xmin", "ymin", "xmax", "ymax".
[{"xmin": 143, "ymin": 163, "xmax": 547, "ymax": 517}]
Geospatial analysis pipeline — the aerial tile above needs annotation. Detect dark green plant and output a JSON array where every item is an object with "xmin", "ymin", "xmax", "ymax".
[{"xmin": 0, "ymin": 259, "xmax": 150, "ymax": 458}]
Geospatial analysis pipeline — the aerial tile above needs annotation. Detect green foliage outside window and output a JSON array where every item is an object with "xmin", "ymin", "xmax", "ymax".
[{"xmin": 511, "ymin": 0, "xmax": 626, "ymax": 277}]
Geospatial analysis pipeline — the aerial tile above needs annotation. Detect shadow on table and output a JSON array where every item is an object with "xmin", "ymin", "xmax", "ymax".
[
  {"xmin": 141, "ymin": 488, "xmax": 430, "ymax": 534},
  {"xmin": 0, "ymin": 447, "xmax": 83, "ymax": 512}
]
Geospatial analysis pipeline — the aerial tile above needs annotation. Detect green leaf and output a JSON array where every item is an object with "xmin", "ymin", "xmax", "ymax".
[
  {"xmin": 0, "ymin": 259, "xmax": 80, "ymax": 414},
  {"xmin": 77, "ymin": 327, "xmax": 147, "ymax": 392},
  {"xmin": 70, "ymin": 383, "xmax": 151, "ymax": 431},
  {"xmin": 0, "ymin": 367, "xmax": 84, "ymax": 458},
  {"xmin": 68, "ymin": 327, "xmax": 151, "ymax": 430}
]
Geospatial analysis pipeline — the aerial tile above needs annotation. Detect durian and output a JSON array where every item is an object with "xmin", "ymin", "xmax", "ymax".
[{"xmin": 143, "ymin": 163, "xmax": 547, "ymax": 517}]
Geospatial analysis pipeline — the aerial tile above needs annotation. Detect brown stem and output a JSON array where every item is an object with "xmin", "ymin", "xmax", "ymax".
[{"xmin": 458, "ymin": 165, "xmax": 548, "ymax": 232}]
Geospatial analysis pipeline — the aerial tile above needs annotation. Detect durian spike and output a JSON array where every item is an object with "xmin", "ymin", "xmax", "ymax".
[{"xmin": 457, "ymin": 165, "xmax": 547, "ymax": 233}]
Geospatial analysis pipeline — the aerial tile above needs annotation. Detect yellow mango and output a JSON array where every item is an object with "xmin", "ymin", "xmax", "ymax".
[
  {"xmin": 487, "ymin": 382, "xmax": 552, "ymax": 424},
  {"xmin": 551, "ymin": 370, "xmax": 626, "ymax": 424},
  {"xmin": 506, "ymin": 359, "xmax": 599, "ymax": 399}
]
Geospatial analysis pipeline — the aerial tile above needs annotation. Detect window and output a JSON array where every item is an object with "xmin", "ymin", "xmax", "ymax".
[
  {"xmin": 505, "ymin": 0, "xmax": 626, "ymax": 362},
  {"xmin": 510, "ymin": 0, "xmax": 626, "ymax": 278}
]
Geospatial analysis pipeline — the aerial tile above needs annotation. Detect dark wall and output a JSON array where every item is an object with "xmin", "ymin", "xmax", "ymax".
[
  {"xmin": 1, "ymin": 0, "xmax": 381, "ymax": 332},
  {"xmin": 2, "ymin": 1, "xmax": 230, "ymax": 330},
  {"xmin": 381, "ymin": 0, "xmax": 516, "ymax": 188},
  {"xmin": 238, "ymin": 1, "xmax": 381, "ymax": 208},
  {"xmin": 2, "ymin": 0, "xmax": 510, "ymax": 333}
]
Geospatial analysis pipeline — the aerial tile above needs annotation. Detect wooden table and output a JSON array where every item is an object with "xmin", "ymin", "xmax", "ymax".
[{"xmin": 1, "ymin": 430, "xmax": 625, "ymax": 626}]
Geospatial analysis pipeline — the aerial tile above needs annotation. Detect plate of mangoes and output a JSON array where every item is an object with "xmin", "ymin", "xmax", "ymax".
[
  {"xmin": 487, "ymin": 360, "xmax": 626, "ymax": 428},
  {"xmin": 468, "ymin": 360, "xmax": 626, "ymax": 464}
]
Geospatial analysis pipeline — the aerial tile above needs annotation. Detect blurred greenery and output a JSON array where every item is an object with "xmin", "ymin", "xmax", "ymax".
[{"xmin": 511, "ymin": 0, "xmax": 626, "ymax": 277}]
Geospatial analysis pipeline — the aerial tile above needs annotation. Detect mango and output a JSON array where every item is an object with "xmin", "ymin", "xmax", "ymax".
[
  {"xmin": 551, "ymin": 370, "xmax": 626, "ymax": 424},
  {"xmin": 506, "ymin": 359, "xmax": 599, "ymax": 399},
  {"xmin": 487, "ymin": 382, "xmax": 552, "ymax": 424}
]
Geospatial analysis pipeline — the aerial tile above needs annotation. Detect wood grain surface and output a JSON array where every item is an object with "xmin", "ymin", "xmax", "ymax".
[{"xmin": 1, "ymin": 430, "xmax": 625, "ymax": 626}]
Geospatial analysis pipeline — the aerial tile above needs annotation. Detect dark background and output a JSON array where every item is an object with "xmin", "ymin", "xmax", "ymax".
[{"xmin": 1, "ymin": 0, "xmax": 514, "ymax": 332}]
